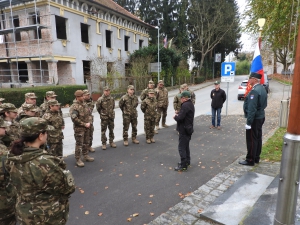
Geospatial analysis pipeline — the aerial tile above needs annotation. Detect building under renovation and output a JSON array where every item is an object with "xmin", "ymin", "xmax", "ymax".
[{"xmin": 0, "ymin": 0, "xmax": 151, "ymax": 89}]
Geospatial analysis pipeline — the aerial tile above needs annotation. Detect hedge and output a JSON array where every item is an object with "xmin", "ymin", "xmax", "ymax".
[{"xmin": 0, "ymin": 85, "xmax": 87, "ymax": 107}]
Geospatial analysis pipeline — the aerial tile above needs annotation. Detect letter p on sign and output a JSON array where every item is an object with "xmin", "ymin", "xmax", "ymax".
[{"xmin": 224, "ymin": 65, "xmax": 232, "ymax": 74}]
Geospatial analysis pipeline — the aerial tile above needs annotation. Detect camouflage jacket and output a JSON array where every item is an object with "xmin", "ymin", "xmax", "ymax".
[
  {"xmin": 40, "ymin": 99, "xmax": 63, "ymax": 117},
  {"xmin": 96, "ymin": 94, "xmax": 115, "ymax": 120},
  {"xmin": 187, "ymin": 88, "xmax": 196, "ymax": 105},
  {"xmin": 69, "ymin": 99, "xmax": 90, "ymax": 128},
  {"xmin": 42, "ymin": 110, "xmax": 64, "ymax": 143},
  {"xmin": 85, "ymin": 98, "xmax": 95, "ymax": 123},
  {"xmin": 18, "ymin": 102, "xmax": 41, "ymax": 117},
  {"xmin": 0, "ymin": 143, "xmax": 14, "ymax": 221},
  {"xmin": 141, "ymin": 97, "xmax": 157, "ymax": 121},
  {"xmin": 173, "ymin": 92, "xmax": 182, "ymax": 112},
  {"xmin": 155, "ymin": 87, "xmax": 169, "ymax": 108},
  {"xmin": 7, "ymin": 147, "xmax": 75, "ymax": 219},
  {"xmin": 140, "ymin": 88, "xmax": 151, "ymax": 101},
  {"xmin": 119, "ymin": 94, "xmax": 139, "ymax": 118},
  {"xmin": 1, "ymin": 119, "xmax": 20, "ymax": 148}
]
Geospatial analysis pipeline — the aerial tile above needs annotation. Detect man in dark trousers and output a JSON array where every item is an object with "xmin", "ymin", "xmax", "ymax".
[
  {"xmin": 239, "ymin": 72, "xmax": 267, "ymax": 166},
  {"xmin": 210, "ymin": 81, "xmax": 226, "ymax": 130},
  {"xmin": 173, "ymin": 91, "xmax": 195, "ymax": 171}
]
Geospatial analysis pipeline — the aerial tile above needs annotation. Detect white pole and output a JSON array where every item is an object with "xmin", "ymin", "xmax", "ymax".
[{"xmin": 158, "ymin": 25, "xmax": 160, "ymax": 82}]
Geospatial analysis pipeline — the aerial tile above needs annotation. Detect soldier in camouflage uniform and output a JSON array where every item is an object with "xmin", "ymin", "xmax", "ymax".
[
  {"xmin": 0, "ymin": 103, "xmax": 20, "ymax": 148},
  {"xmin": 16, "ymin": 104, "xmax": 39, "ymax": 123},
  {"xmin": 83, "ymin": 90, "xmax": 95, "ymax": 153},
  {"xmin": 140, "ymin": 80, "xmax": 155, "ymax": 101},
  {"xmin": 42, "ymin": 100, "xmax": 64, "ymax": 157},
  {"xmin": 0, "ymin": 98, "xmax": 4, "ymax": 104},
  {"xmin": 119, "ymin": 85, "xmax": 139, "ymax": 146},
  {"xmin": 96, "ymin": 86, "xmax": 117, "ymax": 150},
  {"xmin": 173, "ymin": 85, "xmax": 185, "ymax": 113},
  {"xmin": 69, "ymin": 90, "xmax": 94, "ymax": 167},
  {"xmin": 17, "ymin": 93, "xmax": 41, "ymax": 117},
  {"xmin": 155, "ymin": 80, "xmax": 169, "ymax": 131},
  {"xmin": 7, "ymin": 117, "xmax": 75, "ymax": 225},
  {"xmin": 182, "ymin": 83, "xmax": 196, "ymax": 105},
  {"xmin": 141, "ymin": 89, "xmax": 157, "ymax": 144},
  {"xmin": 40, "ymin": 91, "xmax": 58, "ymax": 116},
  {"xmin": 0, "ymin": 118, "xmax": 16, "ymax": 225}
]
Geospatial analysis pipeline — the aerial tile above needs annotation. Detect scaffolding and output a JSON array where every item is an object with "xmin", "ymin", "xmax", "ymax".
[{"xmin": 0, "ymin": 0, "xmax": 54, "ymax": 87}]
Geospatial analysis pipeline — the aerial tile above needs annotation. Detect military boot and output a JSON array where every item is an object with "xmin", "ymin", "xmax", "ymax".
[
  {"xmin": 89, "ymin": 147, "xmax": 95, "ymax": 152},
  {"xmin": 76, "ymin": 159, "xmax": 84, "ymax": 167},
  {"xmin": 146, "ymin": 139, "xmax": 151, "ymax": 144},
  {"xmin": 162, "ymin": 124, "xmax": 169, "ymax": 128},
  {"xmin": 150, "ymin": 138, "xmax": 155, "ymax": 143},
  {"xmin": 124, "ymin": 140, "xmax": 129, "ymax": 146},
  {"xmin": 102, "ymin": 144, "xmax": 106, "ymax": 150},
  {"xmin": 132, "ymin": 138, "xmax": 139, "ymax": 144},
  {"xmin": 155, "ymin": 125, "xmax": 160, "ymax": 130},
  {"xmin": 110, "ymin": 142, "xmax": 117, "ymax": 148},
  {"xmin": 84, "ymin": 155, "xmax": 94, "ymax": 162},
  {"xmin": 154, "ymin": 129, "xmax": 158, "ymax": 134}
]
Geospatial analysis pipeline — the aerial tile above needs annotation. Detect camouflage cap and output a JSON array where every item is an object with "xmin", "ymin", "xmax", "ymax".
[
  {"xmin": 180, "ymin": 85, "xmax": 185, "ymax": 89},
  {"xmin": 103, "ymin": 86, "xmax": 110, "ymax": 91},
  {"xmin": 148, "ymin": 80, "xmax": 154, "ymax": 85},
  {"xmin": 74, "ymin": 90, "xmax": 84, "ymax": 97},
  {"xmin": 0, "ymin": 117, "xmax": 9, "ymax": 128},
  {"xmin": 20, "ymin": 117, "xmax": 54, "ymax": 137},
  {"xmin": 46, "ymin": 91, "xmax": 57, "ymax": 97},
  {"xmin": 0, "ymin": 98, "xmax": 5, "ymax": 102},
  {"xmin": 83, "ymin": 89, "xmax": 90, "ymax": 95},
  {"xmin": 22, "ymin": 103, "xmax": 39, "ymax": 112},
  {"xmin": 0, "ymin": 103, "xmax": 17, "ymax": 112},
  {"xmin": 181, "ymin": 83, "xmax": 188, "ymax": 88},
  {"xmin": 47, "ymin": 99, "xmax": 61, "ymax": 106},
  {"xmin": 127, "ymin": 85, "xmax": 135, "ymax": 90},
  {"xmin": 25, "ymin": 92, "xmax": 38, "ymax": 99},
  {"xmin": 148, "ymin": 89, "xmax": 155, "ymax": 94},
  {"xmin": 158, "ymin": 80, "xmax": 164, "ymax": 84}
]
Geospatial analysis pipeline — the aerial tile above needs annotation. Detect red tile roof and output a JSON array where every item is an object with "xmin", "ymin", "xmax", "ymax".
[{"xmin": 92, "ymin": 0, "xmax": 153, "ymax": 28}]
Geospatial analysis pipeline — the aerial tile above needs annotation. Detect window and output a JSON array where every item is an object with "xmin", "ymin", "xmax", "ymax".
[
  {"xmin": 97, "ymin": 45, "xmax": 101, "ymax": 57},
  {"xmin": 106, "ymin": 30, "xmax": 112, "ymax": 48},
  {"xmin": 117, "ymin": 28, "xmax": 120, "ymax": 39},
  {"xmin": 124, "ymin": 36, "xmax": 130, "ymax": 51},
  {"xmin": 55, "ymin": 15, "xmax": 67, "ymax": 39},
  {"xmin": 12, "ymin": 16, "xmax": 21, "ymax": 41},
  {"xmin": 18, "ymin": 62, "xmax": 28, "ymax": 83},
  {"xmin": 139, "ymin": 39, "xmax": 143, "ymax": 49},
  {"xmin": 107, "ymin": 62, "xmax": 113, "ymax": 74},
  {"xmin": 96, "ymin": 21, "xmax": 101, "ymax": 34},
  {"xmin": 133, "ymin": 33, "xmax": 136, "ymax": 43},
  {"xmin": 31, "ymin": 14, "xmax": 41, "ymax": 39},
  {"xmin": 81, "ymin": 23, "xmax": 89, "ymax": 44},
  {"xmin": 82, "ymin": 60, "xmax": 90, "ymax": 84}
]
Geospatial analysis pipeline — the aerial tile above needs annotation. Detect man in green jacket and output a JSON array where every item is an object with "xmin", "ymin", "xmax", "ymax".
[{"xmin": 239, "ymin": 72, "xmax": 267, "ymax": 166}]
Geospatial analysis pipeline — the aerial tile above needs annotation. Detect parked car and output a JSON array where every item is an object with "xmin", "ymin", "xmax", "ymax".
[{"xmin": 237, "ymin": 79, "xmax": 248, "ymax": 100}]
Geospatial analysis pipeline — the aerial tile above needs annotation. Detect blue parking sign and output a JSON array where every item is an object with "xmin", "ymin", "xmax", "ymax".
[{"xmin": 221, "ymin": 62, "xmax": 235, "ymax": 82}]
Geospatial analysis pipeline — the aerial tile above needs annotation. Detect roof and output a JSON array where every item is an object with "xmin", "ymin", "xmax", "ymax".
[{"xmin": 89, "ymin": 0, "xmax": 153, "ymax": 29}]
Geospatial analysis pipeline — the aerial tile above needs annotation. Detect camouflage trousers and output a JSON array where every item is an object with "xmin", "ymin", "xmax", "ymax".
[
  {"xmin": 74, "ymin": 127, "xmax": 90, "ymax": 160},
  {"xmin": 156, "ymin": 107, "xmax": 168, "ymax": 126},
  {"xmin": 101, "ymin": 118, "xmax": 115, "ymax": 144},
  {"xmin": 89, "ymin": 122, "xmax": 94, "ymax": 147},
  {"xmin": 144, "ymin": 118, "xmax": 155, "ymax": 140},
  {"xmin": 123, "ymin": 115, "xmax": 137, "ymax": 141},
  {"xmin": 0, "ymin": 208, "xmax": 16, "ymax": 225},
  {"xmin": 48, "ymin": 140, "xmax": 63, "ymax": 157}
]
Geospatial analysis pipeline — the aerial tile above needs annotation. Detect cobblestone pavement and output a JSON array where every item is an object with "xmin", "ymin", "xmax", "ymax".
[{"xmin": 148, "ymin": 80, "xmax": 285, "ymax": 225}]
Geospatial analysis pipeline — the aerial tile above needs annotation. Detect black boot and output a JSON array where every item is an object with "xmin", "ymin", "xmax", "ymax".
[{"xmin": 174, "ymin": 162, "xmax": 188, "ymax": 171}]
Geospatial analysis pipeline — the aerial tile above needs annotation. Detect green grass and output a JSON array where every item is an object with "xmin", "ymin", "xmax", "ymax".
[
  {"xmin": 272, "ymin": 78, "xmax": 292, "ymax": 85},
  {"xmin": 260, "ymin": 128, "xmax": 286, "ymax": 162}
]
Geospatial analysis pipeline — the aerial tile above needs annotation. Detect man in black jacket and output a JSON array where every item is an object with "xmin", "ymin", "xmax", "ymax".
[
  {"xmin": 210, "ymin": 81, "xmax": 226, "ymax": 130},
  {"xmin": 173, "ymin": 91, "xmax": 195, "ymax": 171}
]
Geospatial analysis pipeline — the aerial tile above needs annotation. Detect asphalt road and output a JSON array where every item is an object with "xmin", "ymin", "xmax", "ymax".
[{"xmin": 64, "ymin": 78, "xmax": 286, "ymax": 225}]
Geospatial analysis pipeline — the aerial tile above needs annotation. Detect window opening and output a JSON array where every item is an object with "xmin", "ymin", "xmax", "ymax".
[
  {"xmin": 106, "ymin": 30, "xmax": 112, "ymax": 48},
  {"xmin": 82, "ymin": 60, "xmax": 90, "ymax": 84},
  {"xmin": 55, "ymin": 15, "xmax": 67, "ymax": 39},
  {"xmin": 81, "ymin": 23, "xmax": 89, "ymax": 43},
  {"xmin": 124, "ymin": 36, "xmax": 130, "ymax": 51}
]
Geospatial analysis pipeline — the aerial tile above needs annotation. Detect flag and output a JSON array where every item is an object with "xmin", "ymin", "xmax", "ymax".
[
  {"xmin": 245, "ymin": 42, "xmax": 265, "ymax": 97},
  {"xmin": 163, "ymin": 36, "xmax": 168, "ymax": 48},
  {"xmin": 168, "ymin": 37, "xmax": 174, "ymax": 48}
]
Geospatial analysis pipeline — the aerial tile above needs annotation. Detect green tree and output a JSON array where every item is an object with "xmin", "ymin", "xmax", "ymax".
[{"xmin": 112, "ymin": 0, "xmax": 139, "ymax": 15}]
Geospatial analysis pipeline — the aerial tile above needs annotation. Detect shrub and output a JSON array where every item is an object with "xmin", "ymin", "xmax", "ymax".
[
  {"xmin": 194, "ymin": 77, "xmax": 205, "ymax": 84},
  {"xmin": 0, "ymin": 85, "xmax": 87, "ymax": 107},
  {"xmin": 236, "ymin": 60, "xmax": 250, "ymax": 75}
]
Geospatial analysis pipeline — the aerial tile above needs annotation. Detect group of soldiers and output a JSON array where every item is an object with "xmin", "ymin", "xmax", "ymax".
[{"xmin": 0, "ymin": 80, "xmax": 195, "ymax": 168}]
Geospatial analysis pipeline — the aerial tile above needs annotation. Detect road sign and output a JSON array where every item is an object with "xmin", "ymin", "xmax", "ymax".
[
  {"xmin": 221, "ymin": 62, "xmax": 235, "ymax": 82},
  {"xmin": 215, "ymin": 53, "xmax": 221, "ymax": 62},
  {"xmin": 148, "ymin": 62, "xmax": 161, "ymax": 73}
]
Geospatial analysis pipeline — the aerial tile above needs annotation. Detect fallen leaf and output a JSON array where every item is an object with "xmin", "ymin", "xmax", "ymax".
[
  {"xmin": 80, "ymin": 205, "xmax": 83, "ymax": 208},
  {"xmin": 198, "ymin": 209, "xmax": 203, "ymax": 213},
  {"xmin": 85, "ymin": 211, "xmax": 89, "ymax": 215},
  {"xmin": 119, "ymin": 174, "xmax": 123, "ymax": 176},
  {"xmin": 127, "ymin": 218, "xmax": 132, "ymax": 222},
  {"xmin": 79, "ymin": 189, "xmax": 85, "ymax": 194},
  {"xmin": 176, "ymin": 183, "xmax": 179, "ymax": 186},
  {"xmin": 138, "ymin": 193, "xmax": 142, "ymax": 196},
  {"xmin": 105, "ymin": 186, "xmax": 108, "ymax": 189},
  {"xmin": 159, "ymin": 175, "xmax": 162, "ymax": 177},
  {"xmin": 98, "ymin": 212, "xmax": 103, "ymax": 216},
  {"xmin": 150, "ymin": 212, "xmax": 155, "ymax": 216},
  {"xmin": 149, "ymin": 195, "xmax": 154, "ymax": 198},
  {"xmin": 135, "ymin": 175, "xmax": 139, "ymax": 177},
  {"xmin": 148, "ymin": 201, "xmax": 152, "ymax": 204},
  {"xmin": 100, "ymin": 169, "xmax": 103, "ymax": 172},
  {"xmin": 132, "ymin": 213, "xmax": 139, "ymax": 217}
]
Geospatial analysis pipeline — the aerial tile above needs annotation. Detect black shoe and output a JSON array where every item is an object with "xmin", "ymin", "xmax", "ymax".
[
  {"xmin": 178, "ymin": 162, "xmax": 191, "ymax": 167},
  {"xmin": 174, "ymin": 166, "xmax": 187, "ymax": 172},
  {"xmin": 239, "ymin": 160, "xmax": 254, "ymax": 166},
  {"xmin": 255, "ymin": 159, "xmax": 260, "ymax": 163}
]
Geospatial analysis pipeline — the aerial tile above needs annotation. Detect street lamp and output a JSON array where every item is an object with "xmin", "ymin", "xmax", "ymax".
[
  {"xmin": 155, "ymin": 25, "xmax": 160, "ymax": 82},
  {"xmin": 257, "ymin": 18, "xmax": 265, "ymax": 49}
]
